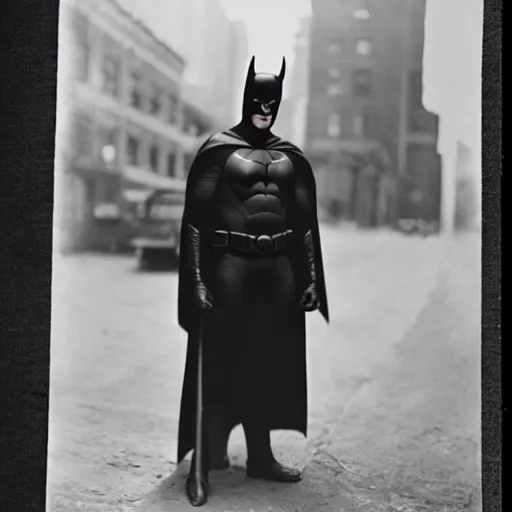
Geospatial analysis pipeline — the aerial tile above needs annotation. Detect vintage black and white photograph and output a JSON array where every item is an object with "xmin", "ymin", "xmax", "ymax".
[{"xmin": 48, "ymin": 0, "xmax": 483, "ymax": 510}]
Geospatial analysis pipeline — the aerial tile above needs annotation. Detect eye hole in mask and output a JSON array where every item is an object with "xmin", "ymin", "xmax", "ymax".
[{"xmin": 253, "ymin": 99, "xmax": 276, "ymax": 105}]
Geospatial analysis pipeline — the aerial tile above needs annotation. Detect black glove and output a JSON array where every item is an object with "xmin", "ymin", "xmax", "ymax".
[
  {"xmin": 188, "ymin": 224, "xmax": 213, "ymax": 310},
  {"xmin": 299, "ymin": 230, "xmax": 319, "ymax": 312}
]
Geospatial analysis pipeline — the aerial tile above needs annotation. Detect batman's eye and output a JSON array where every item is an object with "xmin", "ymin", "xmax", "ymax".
[
  {"xmin": 268, "ymin": 100, "xmax": 276, "ymax": 105},
  {"xmin": 253, "ymin": 99, "xmax": 261, "ymax": 103}
]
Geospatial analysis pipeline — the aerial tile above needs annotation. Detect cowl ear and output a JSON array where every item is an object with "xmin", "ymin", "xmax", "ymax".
[
  {"xmin": 278, "ymin": 57, "xmax": 286, "ymax": 82},
  {"xmin": 248, "ymin": 55, "xmax": 256, "ymax": 79}
]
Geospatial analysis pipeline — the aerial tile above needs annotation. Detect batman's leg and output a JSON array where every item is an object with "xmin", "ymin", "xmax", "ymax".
[
  {"xmin": 243, "ymin": 413, "xmax": 302, "ymax": 483},
  {"xmin": 207, "ymin": 406, "xmax": 230, "ymax": 470}
]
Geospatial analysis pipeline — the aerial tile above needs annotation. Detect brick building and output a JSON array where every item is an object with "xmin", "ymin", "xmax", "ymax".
[
  {"xmin": 56, "ymin": 0, "xmax": 214, "ymax": 251},
  {"xmin": 116, "ymin": 0, "xmax": 249, "ymax": 127},
  {"xmin": 306, "ymin": 0, "xmax": 441, "ymax": 228}
]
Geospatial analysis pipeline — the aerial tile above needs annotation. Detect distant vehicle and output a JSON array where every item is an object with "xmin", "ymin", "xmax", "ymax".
[
  {"xmin": 130, "ymin": 187, "xmax": 185, "ymax": 270},
  {"xmin": 69, "ymin": 161, "xmax": 187, "ymax": 255},
  {"xmin": 397, "ymin": 218, "xmax": 439, "ymax": 237}
]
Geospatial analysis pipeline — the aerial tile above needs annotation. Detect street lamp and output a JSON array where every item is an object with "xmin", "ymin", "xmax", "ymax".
[{"xmin": 102, "ymin": 144, "xmax": 117, "ymax": 167}]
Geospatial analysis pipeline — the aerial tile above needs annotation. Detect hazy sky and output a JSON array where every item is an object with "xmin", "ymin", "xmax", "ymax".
[
  {"xmin": 220, "ymin": 0, "xmax": 311, "ymax": 73},
  {"xmin": 423, "ymin": 0, "xmax": 483, "ymax": 160}
]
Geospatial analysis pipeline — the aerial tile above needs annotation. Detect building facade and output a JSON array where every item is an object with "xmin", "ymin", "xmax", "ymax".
[
  {"xmin": 116, "ymin": 0, "xmax": 248, "ymax": 127},
  {"xmin": 57, "ymin": 0, "xmax": 213, "ymax": 251},
  {"xmin": 306, "ymin": 0, "xmax": 441, "ymax": 228}
]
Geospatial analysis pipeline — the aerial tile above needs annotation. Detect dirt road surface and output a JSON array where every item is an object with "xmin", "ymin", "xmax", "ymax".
[{"xmin": 47, "ymin": 227, "xmax": 481, "ymax": 511}]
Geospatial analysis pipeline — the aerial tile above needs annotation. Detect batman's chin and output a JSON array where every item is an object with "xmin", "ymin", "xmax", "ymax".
[{"xmin": 252, "ymin": 114, "xmax": 273, "ymax": 129}]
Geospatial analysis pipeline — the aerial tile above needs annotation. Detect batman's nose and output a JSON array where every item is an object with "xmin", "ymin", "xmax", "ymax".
[{"xmin": 262, "ymin": 104, "xmax": 271, "ymax": 114}]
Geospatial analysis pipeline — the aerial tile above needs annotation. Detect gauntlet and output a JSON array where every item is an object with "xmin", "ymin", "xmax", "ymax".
[
  {"xmin": 299, "ymin": 230, "xmax": 319, "ymax": 312},
  {"xmin": 188, "ymin": 224, "xmax": 213, "ymax": 310}
]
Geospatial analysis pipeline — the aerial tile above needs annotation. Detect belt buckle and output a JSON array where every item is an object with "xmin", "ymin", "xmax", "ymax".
[{"xmin": 255, "ymin": 234, "xmax": 273, "ymax": 255}]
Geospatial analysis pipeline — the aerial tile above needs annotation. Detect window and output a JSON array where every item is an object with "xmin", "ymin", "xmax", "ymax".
[
  {"xmin": 167, "ymin": 152, "xmax": 176, "ymax": 177},
  {"xmin": 84, "ymin": 178, "xmax": 96, "ymax": 204},
  {"xmin": 76, "ymin": 42, "xmax": 90, "ymax": 83},
  {"xmin": 353, "ymin": 9, "xmax": 370, "ymax": 19},
  {"xmin": 327, "ymin": 113, "xmax": 341, "ymax": 138},
  {"xmin": 328, "ymin": 67, "xmax": 341, "ymax": 79},
  {"xmin": 352, "ymin": 109, "xmax": 372, "ymax": 137},
  {"xmin": 98, "ymin": 126, "xmax": 118, "ymax": 164},
  {"xmin": 353, "ymin": 1, "xmax": 370, "ymax": 20},
  {"xmin": 410, "ymin": 108, "xmax": 433, "ymax": 132},
  {"xmin": 150, "ymin": 85, "xmax": 163, "ymax": 116},
  {"xmin": 327, "ymin": 83, "xmax": 344, "ymax": 96},
  {"xmin": 352, "ymin": 115, "xmax": 364, "ymax": 136},
  {"xmin": 129, "ymin": 73, "xmax": 143, "ymax": 109},
  {"xmin": 73, "ymin": 13, "xmax": 89, "ymax": 83},
  {"xmin": 353, "ymin": 70, "xmax": 372, "ymax": 96},
  {"xmin": 127, "ymin": 136, "xmax": 139, "ymax": 166},
  {"xmin": 356, "ymin": 38, "xmax": 372, "ymax": 56},
  {"xmin": 409, "ymin": 70, "xmax": 423, "ymax": 109},
  {"xmin": 327, "ymin": 40, "xmax": 343, "ymax": 56},
  {"xmin": 168, "ymin": 94, "xmax": 179, "ymax": 125},
  {"xmin": 74, "ymin": 115, "xmax": 93, "ymax": 157},
  {"xmin": 362, "ymin": 108, "xmax": 372, "ymax": 136},
  {"xmin": 149, "ymin": 145, "xmax": 160, "ymax": 172},
  {"xmin": 102, "ymin": 55, "xmax": 120, "ymax": 97}
]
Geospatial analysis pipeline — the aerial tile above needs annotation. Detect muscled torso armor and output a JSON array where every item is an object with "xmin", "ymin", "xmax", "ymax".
[{"xmin": 216, "ymin": 148, "xmax": 294, "ymax": 236}]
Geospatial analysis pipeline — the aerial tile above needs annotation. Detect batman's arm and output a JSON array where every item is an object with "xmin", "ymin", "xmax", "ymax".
[
  {"xmin": 186, "ymin": 160, "xmax": 221, "ymax": 229},
  {"xmin": 184, "ymin": 158, "xmax": 221, "ymax": 309},
  {"xmin": 293, "ymin": 160, "xmax": 317, "ymax": 236},
  {"xmin": 292, "ymin": 159, "xmax": 320, "ymax": 311}
]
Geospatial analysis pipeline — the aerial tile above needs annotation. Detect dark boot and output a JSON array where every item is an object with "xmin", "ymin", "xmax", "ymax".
[
  {"xmin": 210, "ymin": 452, "xmax": 230, "ymax": 471},
  {"xmin": 243, "ymin": 419, "xmax": 302, "ymax": 483},
  {"xmin": 246, "ymin": 457, "xmax": 302, "ymax": 483},
  {"xmin": 186, "ymin": 450, "xmax": 209, "ymax": 507}
]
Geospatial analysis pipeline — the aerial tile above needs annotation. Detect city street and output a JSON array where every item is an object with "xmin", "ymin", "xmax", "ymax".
[{"xmin": 47, "ymin": 226, "xmax": 481, "ymax": 512}]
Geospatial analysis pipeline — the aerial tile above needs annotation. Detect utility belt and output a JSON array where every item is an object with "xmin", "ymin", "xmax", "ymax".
[{"xmin": 209, "ymin": 229, "xmax": 294, "ymax": 256}]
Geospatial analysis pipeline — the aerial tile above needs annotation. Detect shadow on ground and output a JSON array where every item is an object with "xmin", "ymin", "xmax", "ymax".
[{"xmin": 137, "ymin": 449, "xmax": 371, "ymax": 512}]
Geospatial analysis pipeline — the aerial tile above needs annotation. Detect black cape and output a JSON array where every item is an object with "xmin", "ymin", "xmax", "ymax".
[
  {"xmin": 176, "ymin": 129, "xmax": 329, "ymax": 463},
  {"xmin": 178, "ymin": 129, "xmax": 329, "ymax": 332}
]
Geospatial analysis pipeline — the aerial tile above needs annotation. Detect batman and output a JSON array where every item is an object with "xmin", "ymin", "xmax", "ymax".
[{"xmin": 176, "ymin": 56, "xmax": 329, "ymax": 506}]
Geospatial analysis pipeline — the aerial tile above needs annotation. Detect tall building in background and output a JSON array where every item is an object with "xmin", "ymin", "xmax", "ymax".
[
  {"xmin": 273, "ymin": 17, "xmax": 311, "ymax": 147},
  {"xmin": 116, "ymin": 0, "xmax": 248, "ymax": 126},
  {"xmin": 57, "ymin": 0, "xmax": 212, "ymax": 251},
  {"xmin": 306, "ymin": 0, "xmax": 441, "ymax": 228}
]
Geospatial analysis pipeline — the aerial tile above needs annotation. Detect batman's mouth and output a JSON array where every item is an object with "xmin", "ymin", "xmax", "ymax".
[
  {"xmin": 252, "ymin": 114, "xmax": 273, "ymax": 129},
  {"xmin": 254, "ymin": 114, "xmax": 272, "ymax": 122}
]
